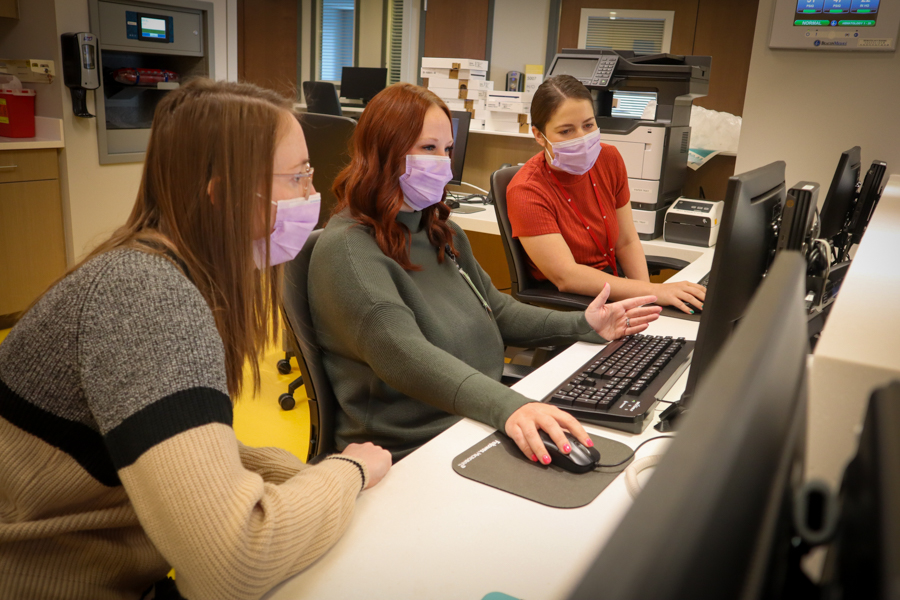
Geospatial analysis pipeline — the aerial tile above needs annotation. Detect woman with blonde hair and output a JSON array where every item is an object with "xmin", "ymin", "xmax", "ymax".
[{"xmin": 0, "ymin": 79, "xmax": 390, "ymax": 600}]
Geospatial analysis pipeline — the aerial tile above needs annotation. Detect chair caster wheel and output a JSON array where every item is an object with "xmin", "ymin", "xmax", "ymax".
[
  {"xmin": 279, "ymin": 393, "xmax": 296, "ymax": 411},
  {"xmin": 277, "ymin": 359, "xmax": 292, "ymax": 375}
]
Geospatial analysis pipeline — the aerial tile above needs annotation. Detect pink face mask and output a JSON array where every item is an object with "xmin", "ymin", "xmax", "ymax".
[
  {"xmin": 253, "ymin": 193, "xmax": 321, "ymax": 269},
  {"xmin": 398, "ymin": 155, "xmax": 453, "ymax": 211},
  {"xmin": 542, "ymin": 129, "xmax": 602, "ymax": 176}
]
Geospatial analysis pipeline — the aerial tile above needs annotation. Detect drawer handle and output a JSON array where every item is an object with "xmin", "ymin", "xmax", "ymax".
[{"xmin": 0, "ymin": 165, "xmax": 18, "ymax": 171}]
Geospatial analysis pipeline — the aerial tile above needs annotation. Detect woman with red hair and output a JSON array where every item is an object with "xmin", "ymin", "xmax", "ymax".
[{"xmin": 308, "ymin": 83, "xmax": 661, "ymax": 464}]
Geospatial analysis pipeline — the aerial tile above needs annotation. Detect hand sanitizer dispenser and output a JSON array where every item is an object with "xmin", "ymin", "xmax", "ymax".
[{"xmin": 61, "ymin": 33, "xmax": 100, "ymax": 118}]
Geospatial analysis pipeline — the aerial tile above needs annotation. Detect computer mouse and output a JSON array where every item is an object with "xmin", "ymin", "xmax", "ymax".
[
  {"xmin": 538, "ymin": 430, "xmax": 600, "ymax": 474},
  {"xmin": 445, "ymin": 198, "xmax": 460, "ymax": 209}
]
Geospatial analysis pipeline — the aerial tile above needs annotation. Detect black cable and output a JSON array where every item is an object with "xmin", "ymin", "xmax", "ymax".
[{"xmin": 596, "ymin": 435, "xmax": 674, "ymax": 468}]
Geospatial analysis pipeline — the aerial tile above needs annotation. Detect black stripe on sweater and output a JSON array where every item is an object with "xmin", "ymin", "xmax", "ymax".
[
  {"xmin": 0, "ymin": 376, "xmax": 121, "ymax": 487},
  {"xmin": 105, "ymin": 387, "xmax": 233, "ymax": 470}
]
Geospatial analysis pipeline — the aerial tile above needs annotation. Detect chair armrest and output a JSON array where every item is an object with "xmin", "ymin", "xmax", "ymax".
[
  {"xmin": 645, "ymin": 255, "xmax": 691, "ymax": 272},
  {"xmin": 516, "ymin": 288, "xmax": 594, "ymax": 311}
]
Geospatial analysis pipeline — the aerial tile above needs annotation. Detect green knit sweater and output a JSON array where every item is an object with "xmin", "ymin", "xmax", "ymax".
[{"xmin": 309, "ymin": 209, "xmax": 605, "ymax": 459}]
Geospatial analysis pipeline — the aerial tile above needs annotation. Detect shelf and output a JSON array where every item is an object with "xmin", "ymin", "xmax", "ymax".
[
  {"xmin": 0, "ymin": 117, "xmax": 64, "ymax": 150},
  {"xmin": 469, "ymin": 129, "xmax": 534, "ymax": 139}
]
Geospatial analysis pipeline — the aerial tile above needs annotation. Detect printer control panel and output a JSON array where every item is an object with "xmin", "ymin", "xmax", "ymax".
[
  {"xmin": 673, "ymin": 200, "xmax": 713, "ymax": 213},
  {"xmin": 590, "ymin": 55, "xmax": 618, "ymax": 87}
]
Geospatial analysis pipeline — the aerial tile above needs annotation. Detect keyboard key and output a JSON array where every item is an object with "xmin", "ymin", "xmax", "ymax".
[
  {"xmin": 584, "ymin": 377, "xmax": 597, "ymax": 386},
  {"xmin": 562, "ymin": 384, "xmax": 575, "ymax": 392},
  {"xmin": 574, "ymin": 398, "xmax": 599, "ymax": 409},
  {"xmin": 551, "ymin": 394, "xmax": 573, "ymax": 406}
]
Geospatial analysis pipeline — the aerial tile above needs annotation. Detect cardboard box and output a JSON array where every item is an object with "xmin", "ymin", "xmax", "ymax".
[
  {"xmin": 424, "ymin": 77, "xmax": 495, "ymax": 91},
  {"xmin": 487, "ymin": 111, "xmax": 530, "ymax": 124},
  {"xmin": 421, "ymin": 57, "xmax": 489, "ymax": 71},
  {"xmin": 486, "ymin": 90, "xmax": 533, "ymax": 102},
  {"xmin": 441, "ymin": 98, "xmax": 480, "ymax": 111},
  {"xmin": 524, "ymin": 73, "xmax": 543, "ymax": 94},
  {"xmin": 420, "ymin": 67, "xmax": 487, "ymax": 80},
  {"xmin": 486, "ymin": 120, "xmax": 531, "ymax": 134},
  {"xmin": 485, "ymin": 100, "xmax": 531, "ymax": 113},
  {"xmin": 432, "ymin": 88, "xmax": 488, "ymax": 101},
  {"xmin": 469, "ymin": 119, "xmax": 486, "ymax": 131}
]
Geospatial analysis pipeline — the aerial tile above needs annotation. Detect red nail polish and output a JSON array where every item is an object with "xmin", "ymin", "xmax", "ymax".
[
  {"xmin": 542, "ymin": 455, "xmax": 551, "ymax": 464},
  {"xmin": 563, "ymin": 444, "xmax": 571, "ymax": 453},
  {"xmin": 530, "ymin": 454, "xmax": 537, "ymax": 462},
  {"xmin": 585, "ymin": 438, "xmax": 594, "ymax": 447}
]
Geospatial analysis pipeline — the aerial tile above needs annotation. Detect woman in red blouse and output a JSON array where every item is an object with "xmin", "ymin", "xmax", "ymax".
[{"xmin": 507, "ymin": 75, "xmax": 706, "ymax": 314}]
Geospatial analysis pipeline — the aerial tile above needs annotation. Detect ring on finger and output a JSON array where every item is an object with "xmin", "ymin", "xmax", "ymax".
[{"xmin": 625, "ymin": 316, "xmax": 631, "ymax": 328}]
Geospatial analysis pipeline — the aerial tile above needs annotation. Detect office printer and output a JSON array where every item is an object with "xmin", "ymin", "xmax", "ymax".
[
  {"xmin": 546, "ymin": 50, "xmax": 711, "ymax": 239},
  {"xmin": 664, "ymin": 198, "xmax": 723, "ymax": 247}
]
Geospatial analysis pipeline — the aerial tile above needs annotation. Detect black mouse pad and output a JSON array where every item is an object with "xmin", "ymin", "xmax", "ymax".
[{"xmin": 452, "ymin": 432, "xmax": 634, "ymax": 508}]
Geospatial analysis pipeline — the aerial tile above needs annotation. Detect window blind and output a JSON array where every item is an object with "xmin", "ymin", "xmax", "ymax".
[
  {"xmin": 585, "ymin": 17, "xmax": 665, "ymax": 53},
  {"xmin": 320, "ymin": 0, "xmax": 355, "ymax": 82},
  {"xmin": 387, "ymin": 0, "xmax": 404, "ymax": 85}
]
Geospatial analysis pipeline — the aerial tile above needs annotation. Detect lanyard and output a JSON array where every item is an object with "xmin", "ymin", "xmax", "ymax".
[
  {"xmin": 444, "ymin": 244, "xmax": 493, "ymax": 319},
  {"xmin": 545, "ymin": 165, "xmax": 618, "ymax": 277}
]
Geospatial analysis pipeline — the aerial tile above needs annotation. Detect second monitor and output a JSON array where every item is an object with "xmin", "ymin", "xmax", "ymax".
[{"xmin": 340, "ymin": 67, "xmax": 387, "ymax": 104}]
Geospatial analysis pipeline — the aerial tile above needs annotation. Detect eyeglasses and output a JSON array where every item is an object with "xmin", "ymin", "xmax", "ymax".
[{"xmin": 273, "ymin": 165, "xmax": 315, "ymax": 201}]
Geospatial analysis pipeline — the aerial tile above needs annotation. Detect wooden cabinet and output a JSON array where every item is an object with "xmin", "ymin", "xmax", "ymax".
[
  {"xmin": 0, "ymin": 0, "xmax": 18, "ymax": 19},
  {"xmin": 0, "ymin": 148, "xmax": 66, "ymax": 318}
]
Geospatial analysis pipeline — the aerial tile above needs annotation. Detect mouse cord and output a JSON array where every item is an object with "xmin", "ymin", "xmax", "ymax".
[
  {"xmin": 625, "ymin": 455, "xmax": 662, "ymax": 499},
  {"xmin": 596, "ymin": 435, "xmax": 673, "ymax": 469}
]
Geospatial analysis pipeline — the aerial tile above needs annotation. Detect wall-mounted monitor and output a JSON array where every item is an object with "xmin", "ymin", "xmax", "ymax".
[{"xmin": 769, "ymin": 0, "xmax": 900, "ymax": 50}]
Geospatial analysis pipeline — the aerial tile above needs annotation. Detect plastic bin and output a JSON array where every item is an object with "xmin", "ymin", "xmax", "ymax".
[{"xmin": 0, "ymin": 88, "xmax": 37, "ymax": 138}]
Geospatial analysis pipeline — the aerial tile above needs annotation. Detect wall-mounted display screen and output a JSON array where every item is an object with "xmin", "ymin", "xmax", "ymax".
[
  {"xmin": 137, "ymin": 12, "xmax": 173, "ymax": 43},
  {"xmin": 793, "ymin": 0, "xmax": 879, "ymax": 27}
]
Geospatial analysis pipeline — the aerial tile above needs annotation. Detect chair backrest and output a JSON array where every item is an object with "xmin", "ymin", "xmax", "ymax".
[
  {"xmin": 490, "ymin": 165, "xmax": 533, "ymax": 301},
  {"xmin": 281, "ymin": 229, "xmax": 335, "ymax": 460},
  {"xmin": 302, "ymin": 81, "xmax": 342, "ymax": 117},
  {"xmin": 298, "ymin": 113, "xmax": 357, "ymax": 228}
]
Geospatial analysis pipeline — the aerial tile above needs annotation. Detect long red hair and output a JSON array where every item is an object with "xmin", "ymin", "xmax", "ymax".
[{"xmin": 333, "ymin": 83, "xmax": 457, "ymax": 270}]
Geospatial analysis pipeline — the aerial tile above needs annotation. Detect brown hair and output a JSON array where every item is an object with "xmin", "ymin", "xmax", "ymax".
[
  {"xmin": 332, "ymin": 82, "xmax": 457, "ymax": 270},
  {"xmin": 530, "ymin": 74, "xmax": 594, "ymax": 133},
  {"xmin": 57, "ymin": 79, "xmax": 294, "ymax": 399}
]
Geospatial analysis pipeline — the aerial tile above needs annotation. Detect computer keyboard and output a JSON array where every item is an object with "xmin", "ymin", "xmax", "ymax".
[
  {"xmin": 698, "ymin": 271, "xmax": 710, "ymax": 288},
  {"xmin": 542, "ymin": 334, "xmax": 694, "ymax": 434}
]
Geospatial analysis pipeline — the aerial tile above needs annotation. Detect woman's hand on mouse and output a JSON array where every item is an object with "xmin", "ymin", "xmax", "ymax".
[
  {"xmin": 584, "ymin": 283, "xmax": 662, "ymax": 340},
  {"xmin": 505, "ymin": 403, "xmax": 592, "ymax": 465},
  {"xmin": 651, "ymin": 281, "xmax": 706, "ymax": 314}
]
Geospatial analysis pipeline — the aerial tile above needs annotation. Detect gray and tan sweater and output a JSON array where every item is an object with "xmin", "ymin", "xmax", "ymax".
[
  {"xmin": 309, "ymin": 209, "xmax": 605, "ymax": 460},
  {"xmin": 0, "ymin": 248, "xmax": 367, "ymax": 600}
]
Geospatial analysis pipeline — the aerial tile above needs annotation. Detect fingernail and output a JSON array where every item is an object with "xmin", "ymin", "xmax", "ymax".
[
  {"xmin": 530, "ymin": 454, "xmax": 537, "ymax": 462},
  {"xmin": 542, "ymin": 455, "xmax": 551, "ymax": 465},
  {"xmin": 585, "ymin": 438, "xmax": 594, "ymax": 447},
  {"xmin": 690, "ymin": 310, "xmax": 695, "ymax": 314},
  {"xmin": 563, "ymin": 444, "xmax": 571, "ymax": 453}
]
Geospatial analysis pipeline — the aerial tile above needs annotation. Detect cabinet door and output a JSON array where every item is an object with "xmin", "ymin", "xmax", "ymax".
[
  {"xmin": 0, "ymin": 0, "xmax": 18, "ymax": 19},
  {"xmin": 0, "ymin": 180, "xmax": 67, "ymax": 315}
]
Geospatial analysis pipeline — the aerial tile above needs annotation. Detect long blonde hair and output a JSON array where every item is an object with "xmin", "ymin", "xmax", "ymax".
[{"xmin": 70, "ymin": 79, "xmax": 293, "ymax": 398}]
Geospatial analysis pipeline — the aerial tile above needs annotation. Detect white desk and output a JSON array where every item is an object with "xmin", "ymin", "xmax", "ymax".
[
  {"xmin": 807, "ymin": 173, "xmax": 900, "ymax": 489},
  {"xmin": 448, "ymin": 205, "xmax": 715, "ymax": 278},
  {"xmin": 264, "ymin": 315, "xmax": 698, "ymax": 600}
]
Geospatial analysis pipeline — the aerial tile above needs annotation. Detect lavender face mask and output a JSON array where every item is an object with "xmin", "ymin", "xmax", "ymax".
[
  {"xmin": 398, "ymin": 155, "xmax": 453, "ymax": 210},
  {"xmin": 253, "ymin": 193, "xmax": 321, "ymax": 269},
  {"xmin": 542, "ymin": 129, "xmax": 602, "ymax": 176}
]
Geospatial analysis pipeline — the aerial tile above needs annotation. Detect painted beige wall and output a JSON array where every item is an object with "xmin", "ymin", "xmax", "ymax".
[
  {"xmin": 737, "ymin": 0, "xmax": 900, "ymax": 199},
  {"xmin": 53, "ymin": 0, "xmax": 234, "ymax": 263},
  {"xmin": 357, "ymin": 0, "xmax": 384, "ymax": 69},
  {"xmin": 489, "ymin": 0, "xmax": 551, "ymax": 83},
  {"xmin": 0, "ymin": 0, "xmax": 65, "ymax": 119}
]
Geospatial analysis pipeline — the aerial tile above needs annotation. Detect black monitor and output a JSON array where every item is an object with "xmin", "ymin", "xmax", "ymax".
[
  {"xmin": 776, "ymin": 182, "xmax": 818, "ymax": 253},
  {"xmin": 823, "ymin": 381, "xmax": 900, "ymax": 600},
  {"xmin": 663, "ymin": 161, "xmax": 785, "ymax": 425},
  {"xmin": 340, "ymin": 67, "xmax": 387, "ymax": 104},
  {"xmin": 818, "ymin": 146, "xmax": 861, "ymax": 242},
  {"xmin": 837, "ymin": 159, "xmax": 887, "ymax": 263},
  {"xmin": 568, "ymin": 252, "xmax": 810, "ymax": 600},
  {"xmin": 449, "ymin": 110, "xmax": 471, "ymax": 186}
]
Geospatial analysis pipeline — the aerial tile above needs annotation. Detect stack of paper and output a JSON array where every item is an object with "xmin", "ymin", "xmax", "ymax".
[
  {"xmin": 421, "ymin": 57, "xmax": 492, "ymax": 129},
  {"xmin": 480, "ymin": 90, "xmax": 534, "ymax": 134}
]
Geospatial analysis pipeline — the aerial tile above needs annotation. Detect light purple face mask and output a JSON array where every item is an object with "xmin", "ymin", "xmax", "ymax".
[
  {"xmin": 542, "ymin": 128, "xmax": 602, "ymax": 176},
  {"xmin": 253, "ymin": 193, "xmax": 321, "ymax": 270},
  {"xmin": 398, "ymin": 155, "xmax": 453, "ymax": 211}
]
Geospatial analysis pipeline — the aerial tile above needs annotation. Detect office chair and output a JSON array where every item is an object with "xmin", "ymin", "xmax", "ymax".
[
  {"xmin": 297, "ymin": 113, "xmax": 357, "ymax": 228},
  {"xmin": 281, "ymin": 229, "xmax": 335, "ymax": 461},
  {"xmin": 302, "ymin": 81, "xmax": 342, "ymax": 117},
  {"xmin": 491, "ymin": 166, "xmax": 689, "ymax": 311}
]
